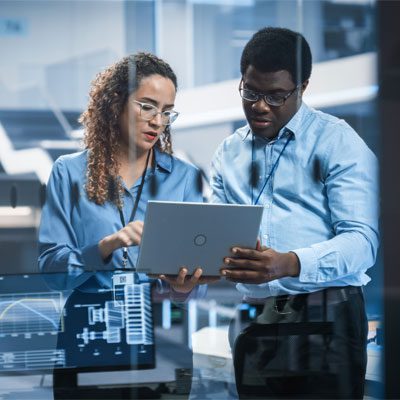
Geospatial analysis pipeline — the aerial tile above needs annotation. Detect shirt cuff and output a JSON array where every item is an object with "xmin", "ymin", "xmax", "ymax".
[
  {"xmin": 177, "ymin": 284, "xmax": 208, "ymax": 302},
  {"xmin": 81, "ymin": 243, "xmax": 113, "ymax": 270},
  {"xmin": 292, "ymin": 247, "xmax": 319, "ymax": 283},
  {"xmin": 155, "ymin": 281, "xmax": 208, "ymax": 303},
  {"xmin": 155, "ymin": 278, "xmax": 168, "ymax": 294},
  {"xmin": 170, "ymin": 287, "xmax": 193, "ymax": 303}
]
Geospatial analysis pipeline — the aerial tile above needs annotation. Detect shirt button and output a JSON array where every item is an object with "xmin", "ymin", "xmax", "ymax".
[
  {"xmin": 265, "ymin": 204, "xmax": 270, "ymax": 209},
  {"xmin": 263, "ymin": 234, "xmax": 269, "ymax": 240}
]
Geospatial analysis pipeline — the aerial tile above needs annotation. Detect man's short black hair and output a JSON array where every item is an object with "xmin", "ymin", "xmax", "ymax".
[{"xmin": 240, "ymin": 27, "xmax": 312, "ymax": 85}]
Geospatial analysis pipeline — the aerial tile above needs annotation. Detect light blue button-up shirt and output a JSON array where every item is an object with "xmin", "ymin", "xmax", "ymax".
[
  {"xmin": 38, "ymin": 148, "xmax": 203, "ymax": 292},
  {"xmin": 210, "ymin": 102, "xmax": 379, "ymax": 298}
]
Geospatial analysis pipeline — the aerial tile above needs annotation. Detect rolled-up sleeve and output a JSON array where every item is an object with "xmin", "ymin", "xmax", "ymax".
[{"xmin": 294, "ymin": 128, "xmax": 379, "ymax": 283}]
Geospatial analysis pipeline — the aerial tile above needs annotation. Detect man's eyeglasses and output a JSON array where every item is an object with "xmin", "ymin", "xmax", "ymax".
[
  {"xmin": 239, "ymin": 81, "xmax": 300, "ymax": 107},
  {"xmin": 133, "ymin": 100, "xmax": 179, "ymax": 126}
]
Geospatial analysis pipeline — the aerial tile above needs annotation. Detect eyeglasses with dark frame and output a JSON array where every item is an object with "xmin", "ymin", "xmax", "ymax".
[
  {"xmin": 133, "ymin": 100, "xmax": 179, "ymax": 126},
  {"xmin": 238, "ymin": 80, "xmax": 300, "ymax": 107}
]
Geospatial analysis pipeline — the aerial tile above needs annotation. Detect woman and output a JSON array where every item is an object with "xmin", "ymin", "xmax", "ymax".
[
  {"xmin": 38, "ymin": 52, "xmax": 207, "ymax": 397},
  {"xmin": 39, "ymin": 52, "xmax": 205, "ymax": 292}
]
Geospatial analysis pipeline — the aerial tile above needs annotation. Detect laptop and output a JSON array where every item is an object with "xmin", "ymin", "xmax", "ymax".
[{"xmin": 136, "ymin": 201, "xmax": 264, "ymax": 276}]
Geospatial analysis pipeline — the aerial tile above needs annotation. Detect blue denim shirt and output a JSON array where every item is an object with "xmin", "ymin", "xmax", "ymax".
[
  {"xmin": 38, "ymin": 147, "xmax": 203, "ymax": 292},
  {"xmin": 210, "ymin": 102, "xmax": 379, "ymax": 298}
]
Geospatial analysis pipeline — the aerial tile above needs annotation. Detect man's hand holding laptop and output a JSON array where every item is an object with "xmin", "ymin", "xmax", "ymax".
[{"xmin": 220, "ymin": 240, "xmax": 300, "ymax": 284}]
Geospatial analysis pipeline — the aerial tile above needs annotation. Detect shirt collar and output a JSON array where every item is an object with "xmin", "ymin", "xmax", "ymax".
[
  {"xmin": 240, "ymin": 102, "xmax": 311, "ymax": 142},
  {"xmin": 153, "ymin": 146, "xmax": 172, "ymax": 173},
  {"xmin": 284, "ymin": 102, "xmax": 310, "ymax": 139}
]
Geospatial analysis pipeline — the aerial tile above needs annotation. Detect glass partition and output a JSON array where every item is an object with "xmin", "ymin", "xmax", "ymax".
[{"xmin": 0, "ymin": 0, "xmax": 383, "ymax": 398}]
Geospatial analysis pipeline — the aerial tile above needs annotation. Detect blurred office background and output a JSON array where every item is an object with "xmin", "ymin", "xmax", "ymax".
[{"xmin": 0, "ymin": 0, "xmax": 394, "ymax": 397}]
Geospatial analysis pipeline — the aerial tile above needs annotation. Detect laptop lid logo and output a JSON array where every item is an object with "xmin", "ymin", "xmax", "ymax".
[{"xmin": 194, "ymin": 234, "xmax": 207, "ymax": 246}]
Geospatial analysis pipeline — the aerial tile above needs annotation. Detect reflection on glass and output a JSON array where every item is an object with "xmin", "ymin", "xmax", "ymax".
[{"xmin": 0, "ymin": 0, "xmax": 380, "ymax": 398}]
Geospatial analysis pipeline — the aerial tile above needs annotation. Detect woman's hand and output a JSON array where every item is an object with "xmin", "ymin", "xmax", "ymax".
[
  {"xmin": 98, "ymin": 220, "xmax": 144, "ymax": 260},
  {"xmin": 159, "ymin": 267, "xmax": 220, "ymax": 294}
]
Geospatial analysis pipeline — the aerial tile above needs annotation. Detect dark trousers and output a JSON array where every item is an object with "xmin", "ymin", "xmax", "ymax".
[{"xmin": 230, "ymin": 286, "xmax": 368, "ymax": 399}]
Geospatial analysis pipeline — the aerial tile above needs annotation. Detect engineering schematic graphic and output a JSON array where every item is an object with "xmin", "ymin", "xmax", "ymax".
[
  {"xmin": 76, "ymin": 280, "xmax": 154, "ymax": 348},
  {"xmin": 0, "ymin": 292, "xmax": 66, "ymax": 371},
  {"xmin": 0, "ymin": 292, "xmax": 63, "ymax": 336}
]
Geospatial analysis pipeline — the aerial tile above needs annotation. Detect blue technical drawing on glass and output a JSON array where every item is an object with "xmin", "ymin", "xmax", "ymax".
[{"xmin": 0, "ymin": 274, "xmax": 155, "ymax": 373}]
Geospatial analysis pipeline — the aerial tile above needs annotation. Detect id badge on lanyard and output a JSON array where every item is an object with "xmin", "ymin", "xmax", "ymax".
[{"xmin": 112, "ymin": 271, "xmax": 135, "ymax": 305}]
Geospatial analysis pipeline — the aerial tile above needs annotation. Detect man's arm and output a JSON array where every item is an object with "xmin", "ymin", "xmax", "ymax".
[{"xmin": 220, "ymin": 125, "xmax": 379, "ymax": 285}]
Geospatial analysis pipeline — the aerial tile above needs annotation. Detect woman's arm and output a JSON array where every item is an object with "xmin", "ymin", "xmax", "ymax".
[
  {"xmin": 38, "ymin": 158, "xmax": 100, "ymax": 289},
  {"xmin": 98, "ymin": 220, "xmax": 143, "ymax": 259}
]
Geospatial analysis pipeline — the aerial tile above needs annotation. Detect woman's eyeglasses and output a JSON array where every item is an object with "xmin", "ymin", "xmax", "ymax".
[{"xmin": 133, "ymin": 100, "xmax": 179, "ymax": 126}]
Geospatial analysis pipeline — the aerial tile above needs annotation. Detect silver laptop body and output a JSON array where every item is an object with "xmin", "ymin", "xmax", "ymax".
[{"xmin": 136, "ymin": 201, "xmax": 264, "ymax": 276}]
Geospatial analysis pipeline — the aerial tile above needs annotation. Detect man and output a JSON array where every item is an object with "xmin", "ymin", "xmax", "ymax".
[{"xmin": 211, "ymin": 27, "xmax": 379, "ymax": 399}]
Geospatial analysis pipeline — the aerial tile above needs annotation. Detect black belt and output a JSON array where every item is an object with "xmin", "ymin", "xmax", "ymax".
[
  {"xmin": 245, "ymin": 286, "xmax": 363, "ymax": 314},
  {"xmin": 305, "ymin": 285, "xmax": 362, "ymax": 305}
]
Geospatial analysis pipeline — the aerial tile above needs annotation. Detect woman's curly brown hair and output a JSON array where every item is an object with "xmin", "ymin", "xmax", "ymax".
[{"xmin": 79, "ymin": 52, "xmax": 177, "ymax": 207}]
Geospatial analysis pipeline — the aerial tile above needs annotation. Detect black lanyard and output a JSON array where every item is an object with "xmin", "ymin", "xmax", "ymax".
[
  {"xmin": 118, "ymin": 149, "xmax": 152, "ymax": 268},
  {"xmin": 251, "ymin": 131, "xmax": 292, "ymax": 205}
]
